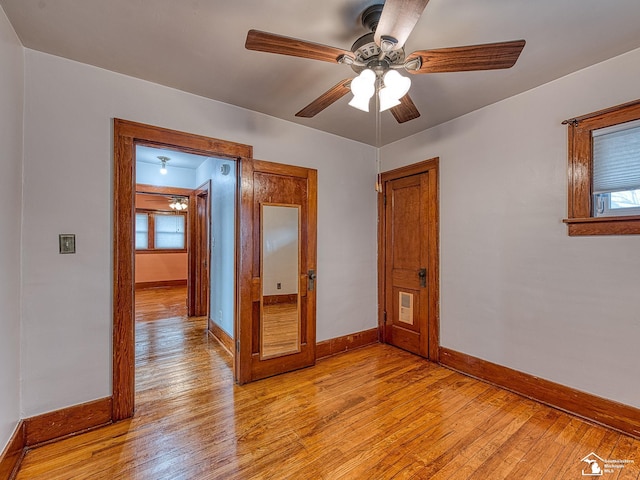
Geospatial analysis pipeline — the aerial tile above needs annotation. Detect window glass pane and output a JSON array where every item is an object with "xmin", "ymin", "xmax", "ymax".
[
  {"xmin": 611, "ymin": 188, "xmax": 640, "ymax": 209},
  {"xmin": 135, "ymin": 213, "xmax": 148, "ymax": 249},
  {"xmin": 593, "ymin": 190, "xmax": 640, "ymax": 217},
  {"xmin": 155, "ymin": 214, "xmax": 185, "ymax": 249}
]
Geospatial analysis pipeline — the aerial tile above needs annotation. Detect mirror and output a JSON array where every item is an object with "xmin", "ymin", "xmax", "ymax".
[{"xmin": 260, "ymin": 204, "xmax": 301, "ymax": 359}]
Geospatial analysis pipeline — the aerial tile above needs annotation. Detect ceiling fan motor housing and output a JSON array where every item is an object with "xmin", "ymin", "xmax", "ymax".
[
  {"xmin": 350, "ymin": 4, "xmax": 405, "ymax": 74},
  {"xmin": 350, "ymin": 32, "xmax": 405, "ymax": 74}
]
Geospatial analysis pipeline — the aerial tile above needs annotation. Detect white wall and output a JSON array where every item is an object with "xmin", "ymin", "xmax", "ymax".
[
  {"xmin": 21, "ymin": 49, "xmax": 377, "ymax": 416},
  {"xmin": 381, "ymin": 47, "xmax": 640, "ymax": 408},
  {"xmin": 0, "ymin": 5, "xmax": 23, "ymax": 451},
  {"xmin": 207, "ymin": 158, "xmax": 237, "ymax": 336}
]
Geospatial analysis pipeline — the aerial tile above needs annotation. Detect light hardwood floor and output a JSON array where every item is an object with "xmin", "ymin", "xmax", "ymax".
[{"xmin": 15, "ymin": 287, "xmax": 640, "ymax": 479}]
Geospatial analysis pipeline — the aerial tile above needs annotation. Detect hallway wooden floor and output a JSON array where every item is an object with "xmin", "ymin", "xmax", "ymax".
[{"xmin": 15, "ymin": 287, "xmax": 640, "ymax": 479}]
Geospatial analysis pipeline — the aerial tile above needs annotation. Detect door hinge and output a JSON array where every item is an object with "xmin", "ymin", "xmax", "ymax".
[
  {"xmin": 383, "ymin": 195, "xmax": 387, "ymax": 206},
  {"xmin": 383, "ymin": 311, "xmax": 387, "ymax": 324},
  {"xmin": 236, "ymin": 340, "xmax": 240, "ymax": 353}
]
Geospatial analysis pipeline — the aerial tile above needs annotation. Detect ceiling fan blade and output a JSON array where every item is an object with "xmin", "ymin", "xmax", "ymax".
[
  {"xmin": 246, "ymin": 30, "xmax": 353, "ymax": 64},
  {"xmin": 374, "ymin": 0, "xmax": 430, "ymax": 49},
  {"xmin": 295, "ymin": 79, "xmax": 352, "ymax": 118},
  {"xmin": 390, "ymin": 93, "xmax": 421, "ymax": 123},
  {"xmin": 406, "ymin": 39, "xmax": 526, "ymax": 74}
]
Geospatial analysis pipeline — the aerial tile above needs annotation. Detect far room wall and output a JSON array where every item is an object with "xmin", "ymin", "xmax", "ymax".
[
  {"xmin": 134, "ymin": 193, "xmax": 188, "ymax": 285},
  {"xmin": 135, "ymin": 161, "xmax": 198, "ymax": 286}
]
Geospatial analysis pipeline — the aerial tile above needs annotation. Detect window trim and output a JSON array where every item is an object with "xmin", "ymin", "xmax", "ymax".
[
  {"xmin": 135, "ymin": 209, "xmax": 188, "ymax": 253},
  {"xmin": 563, "ymin": 99, "xmax": 640, "ymax": 236}
]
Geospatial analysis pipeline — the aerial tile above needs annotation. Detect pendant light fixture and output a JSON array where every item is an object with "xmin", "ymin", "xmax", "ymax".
[{"xmin": 158, "ymin": 156, "xmax": 170, "ymax": 175}]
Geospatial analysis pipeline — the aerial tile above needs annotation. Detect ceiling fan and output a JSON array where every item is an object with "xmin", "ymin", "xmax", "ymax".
[{"xmin": 245, "ymin": 0, "xmax": 525, "ymax": 124}]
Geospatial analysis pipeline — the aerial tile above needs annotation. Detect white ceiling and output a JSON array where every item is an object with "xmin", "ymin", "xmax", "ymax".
[
  {"xmin": 136, "ymin": 145, "xmax": 208, "ymax": 170},
  {"xmin": 3, "ymin": 0, "xmax": 640, "ymax": 146}
]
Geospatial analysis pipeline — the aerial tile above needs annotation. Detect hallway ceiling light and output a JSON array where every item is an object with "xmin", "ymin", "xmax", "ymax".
[{"xmin": 158, "ymin": 156, "xmax": 170, "ymax": 175}]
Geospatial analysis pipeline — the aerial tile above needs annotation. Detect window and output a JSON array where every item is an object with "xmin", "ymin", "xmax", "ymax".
[
  {"xmin": 564, "ymin": 99, "xmax": 640, "ymax": 236},
  {"xmin": 154, "ymin": 214, "xmax": 186, "ymax": 249},
  {"xmin": 135, "ymin": 211, "xmax": 186, "ymax": 251},
  {"xmin": 135, "ymin": 213, "xmax": 149, "ymax": 249},
  {"xmin": 592, "ymin": 119, "xmax": 640, "ymax": 217}
]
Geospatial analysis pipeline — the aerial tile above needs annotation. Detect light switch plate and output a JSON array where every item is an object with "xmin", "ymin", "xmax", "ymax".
[{"xmin": 59, "ymin": 234, "xmax": 76, "ymax": 254}]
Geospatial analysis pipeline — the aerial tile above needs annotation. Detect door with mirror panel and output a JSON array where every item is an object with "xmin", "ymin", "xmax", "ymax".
[{"xmin": 237, "ymin": 159, "xmax": 317, "ymax": 384}]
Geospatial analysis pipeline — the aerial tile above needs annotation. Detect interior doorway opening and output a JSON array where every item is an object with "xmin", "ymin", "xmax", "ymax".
[
  {"xmin": 133, "ymin": 144, "xmax": 236, "ymax": 397},
  {"xmin": 135, "ymin": 144, "xmax": 237, "ymax": 350},
  {"xmin": 113, "ymin": 118, "xmax": 252, "ymax": 420}
]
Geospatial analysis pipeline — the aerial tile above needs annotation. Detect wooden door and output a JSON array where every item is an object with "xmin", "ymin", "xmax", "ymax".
[
  {"xmin": 193, "ymin": 181, "xmax": 210, "ymax": 317},
  {"xmin": 237, "ymin": 159, "xmax": 317, "ymax": 384},
  {"xmin": 380, "ymin": 159, "xmax": 439, "ymax": 360}
]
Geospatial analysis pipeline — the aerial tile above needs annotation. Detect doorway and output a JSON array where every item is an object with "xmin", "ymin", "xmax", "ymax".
[
  {"xmin": 378, "ymin": 158, "xmax": 440, "ymax": 361},
  {"xmin": 113, "ymin": 119, "xmax": 253, "ymax": 420}
]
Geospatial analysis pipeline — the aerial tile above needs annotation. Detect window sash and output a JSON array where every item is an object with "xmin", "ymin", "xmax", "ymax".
[{"xmin": 135, "ymin": 213, "xmax": 149, "ymax": 250}]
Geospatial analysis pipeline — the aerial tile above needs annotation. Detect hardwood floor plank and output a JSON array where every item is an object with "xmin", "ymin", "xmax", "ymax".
[
  {"xmin": 541, "ymin": 422, "xmax": 606, "ymax": 479},
  {"xmin": 503, "ymin": 412, "xmax": 573, "ymax": 479},
  {"xmin": 15, "ymin": 286, "xmax": 640, "ymax": 479},
  {"xmin": 614, "ymin": 436, "xmax": 640, "ymax": 479}
]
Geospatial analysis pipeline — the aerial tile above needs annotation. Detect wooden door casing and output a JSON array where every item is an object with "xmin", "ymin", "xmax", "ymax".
[
  {"xmin": 113, "ymin": 118, "xmax": 252, "ymax": 420},
  {"xmin": 192, "ymin": 180, "xmax": 211, "ymax": 317},
  {"xmin": 237, "ymin": 159, "xmax": 317, "ymax": 384},
  {"xmin": 378, "ymin": 158, "xmax": 439, "ymax": 361}
]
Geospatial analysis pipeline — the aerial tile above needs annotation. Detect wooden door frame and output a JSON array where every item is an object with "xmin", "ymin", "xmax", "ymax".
[
  {"xmin": 377, "ymin": 158, "xmax": 440, "ymax": 361},
  {"xmin": 191, "ymin": 180, "xmax": 211, "ymax": 317},
  {"xmin": 113, "ymin": 119, "xmax": 252, "ymax": 421}
]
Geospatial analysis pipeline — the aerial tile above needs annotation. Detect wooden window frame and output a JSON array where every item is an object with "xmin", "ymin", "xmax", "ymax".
[
  {"xmin": 135, "ymin": 209, "xmax": 188, "ymax": 253},
  {"xmin": 564, "ymin": 99, "xmax": 640, "ymax": 236}
]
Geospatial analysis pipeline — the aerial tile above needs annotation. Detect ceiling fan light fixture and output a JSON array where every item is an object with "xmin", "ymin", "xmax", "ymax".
[
  {"xmin": 349, "ymin": 94, "xmax": 372, "ymax": 112},
  {"xmin": 379, "ymin": 89, "xmax": 402, "ymax": 112},
  {"xmin": 379, "ymin": 70, "xmax": 411, "ymax": 112},
  {"xmin": 169, "ymin": 196, "xmax": 188, "ymax": 211},
  {"xmin": 382, "ymin": 70, "xmax": 411, "ymax": 98},
  {"xmin": 348, "ymin": 68, "xmax": 376, "ymax": 112}
]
